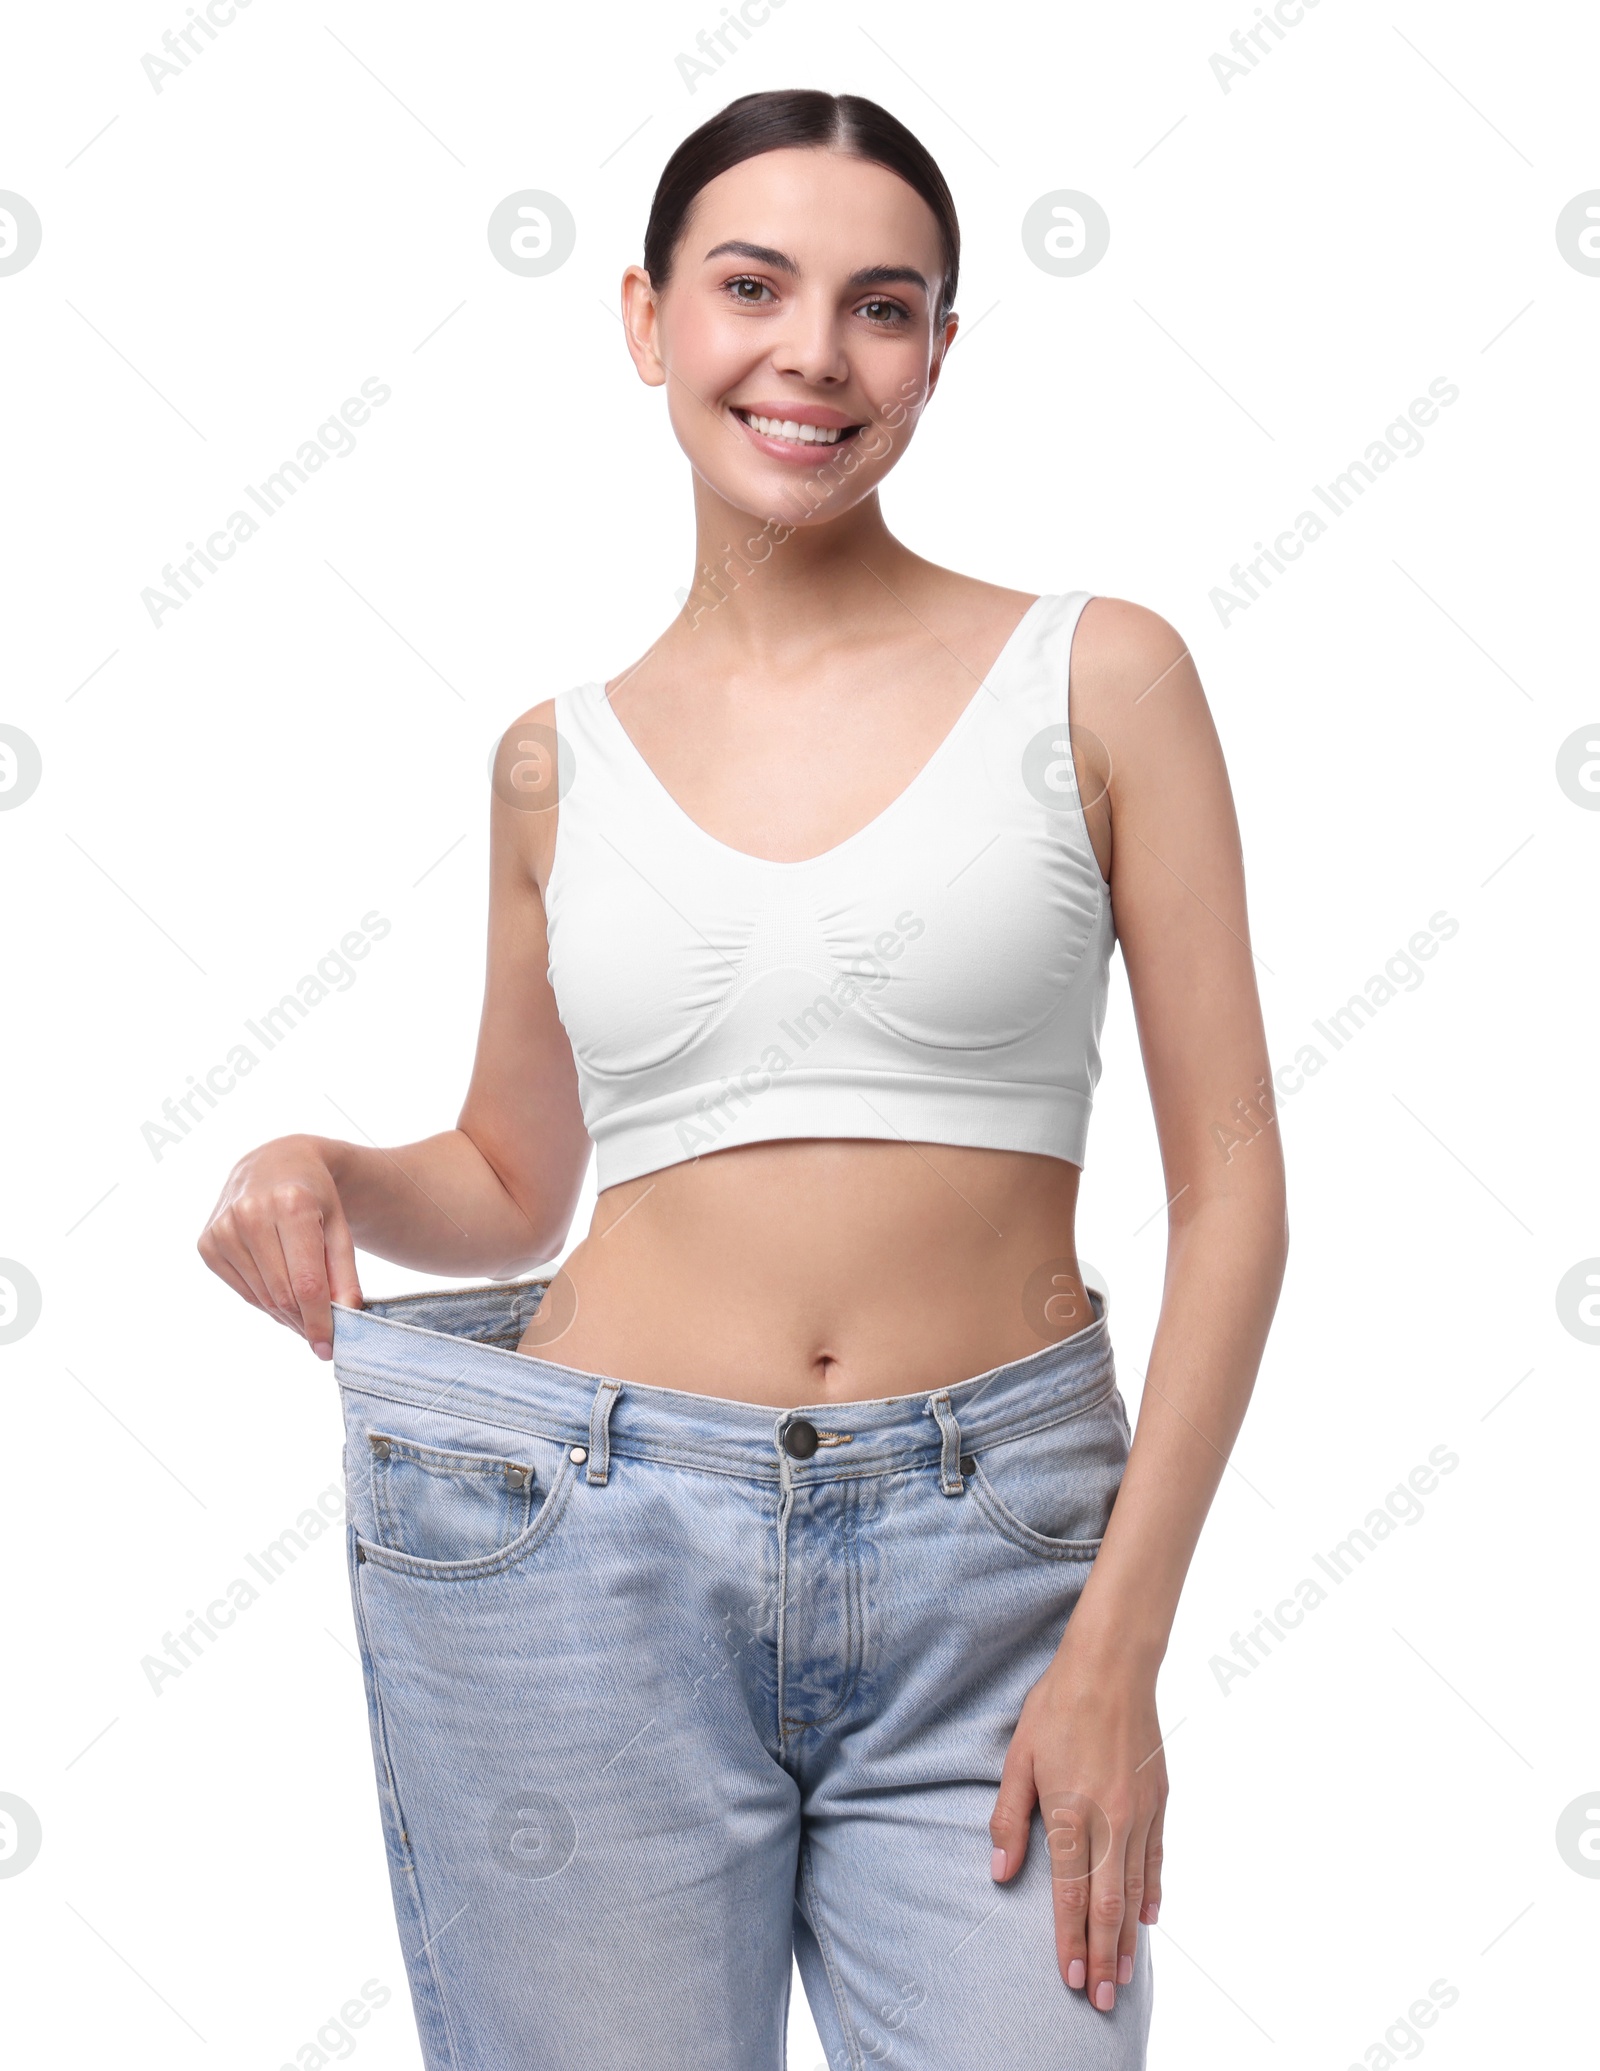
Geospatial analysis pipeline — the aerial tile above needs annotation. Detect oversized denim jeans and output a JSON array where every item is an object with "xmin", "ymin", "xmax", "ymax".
[{"xmin": 330, "ymin": 1277, "xmax": 1153, "ymax": 2069}]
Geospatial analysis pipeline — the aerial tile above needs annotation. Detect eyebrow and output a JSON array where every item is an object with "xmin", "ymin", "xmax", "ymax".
[{"xmin": 701, "ymin": 239, "xmax": 931, "ymax": 297}]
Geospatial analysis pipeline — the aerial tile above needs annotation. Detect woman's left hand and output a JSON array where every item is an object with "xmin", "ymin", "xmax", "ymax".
[{"xmin": 988, "ymin": 1637, "xmax": 1167, "ymax": 2014}]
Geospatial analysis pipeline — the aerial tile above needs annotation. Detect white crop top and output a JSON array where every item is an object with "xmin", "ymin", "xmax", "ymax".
[{"xmin": 544, "ymin": 590, "xmax": 1115, "ymax": 1190}]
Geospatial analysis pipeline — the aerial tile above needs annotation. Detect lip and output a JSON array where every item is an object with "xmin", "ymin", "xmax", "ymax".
[
  {"xmin": 733, "ymin": 401, "xmax": 860, "ymax": 429},
  {"xmin": 728, "ymin": 403, "xmax": 868, "ymax": 465}
]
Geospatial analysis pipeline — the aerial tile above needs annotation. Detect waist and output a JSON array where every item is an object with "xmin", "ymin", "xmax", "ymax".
[
  {"xmin": 523, "ymin": 1139, "xmax": 1097, "ymax": 1403},
  {"xmin": 330, "ymin": 1277, "xmax": 1117, "ymax": 1479}
]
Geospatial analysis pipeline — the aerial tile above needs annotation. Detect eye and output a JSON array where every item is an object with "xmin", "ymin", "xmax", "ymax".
[
  {"xmin": 723, "ymin": 274, "xmax": 776, "ymax": 305},
  {"xmin": 857, "ymin": 297, "xmax": 911, "ymax": 327}
]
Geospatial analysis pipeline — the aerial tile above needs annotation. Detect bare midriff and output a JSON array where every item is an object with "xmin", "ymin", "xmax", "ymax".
[{"xmin": 513, "ymin": 1137, "xmax": 1095, "ymax": 1408}]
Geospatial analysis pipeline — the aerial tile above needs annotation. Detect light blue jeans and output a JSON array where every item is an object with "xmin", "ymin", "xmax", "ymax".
[{"xmin": 330, "ymin": 1277, "xmax": 1153, "ymax": 2069}]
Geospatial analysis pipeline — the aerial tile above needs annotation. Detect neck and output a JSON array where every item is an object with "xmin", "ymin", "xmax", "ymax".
[{"xmin": 680, "ymin": 478, "xmax": 929, "ymax": 662}]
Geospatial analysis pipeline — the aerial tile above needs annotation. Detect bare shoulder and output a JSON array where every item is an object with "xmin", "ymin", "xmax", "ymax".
[
  {"xmin": 496, "ymin": 693, "xmax": 560, "ymax": 749},
  {"xmin": 490, "ymin": 694, "xmax": 563, "ymax": 889},
  {"xmin": 1071, "ymin": 595, "xmax": 1194, "ymax": 707},
  {"xmin": 1069, "ymin": 594, "xmax": 1221, "ymax": 801}
]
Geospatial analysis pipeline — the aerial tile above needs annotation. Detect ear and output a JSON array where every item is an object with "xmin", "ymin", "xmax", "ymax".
[
  {"xmin": 620, "ymin": 265, "xmax": 667, "ymax": 389},
  {"xmin": 925, "ymin": 309, "xmax": 960, "ymax": 403}
]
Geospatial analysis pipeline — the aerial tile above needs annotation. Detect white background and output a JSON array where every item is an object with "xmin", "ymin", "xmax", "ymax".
[{"xmin": 3, "ymin": 0, "xmax": 1596, "ymax": 2064}]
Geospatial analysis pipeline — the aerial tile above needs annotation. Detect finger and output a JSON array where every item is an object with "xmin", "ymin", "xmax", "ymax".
[
  {"xmin": 1087, "ymin": 1818, "xmax": 1127, "ymax": 2013},
  {"xmin": 1042, "ymin": 1789, "xmax": 1094, "ymax": 1993},
  {"xmin": 1140, "ymin": 1796, "xmax": 1164, "ymax": 1924},
  {"xmin": 311, "ymin": 1207, "xmax": 364, "ymax": 1360},
  {"xmin": 199, "ymin": 1242, "xmax": 269, "ymax": 1316},
  {"xmin": 988, "ymin": 1732, "xmax": 1037, "ymax": 1884},
  {"xmin": 233, "ymin": 1201, "xmax": 309, "ymax": 1334},
  {"xmin": 323, "ymin": 1208, "xmax": 364, "ymax": 1312},
  {"xmin": 209, "ymin": 1214, "xmax": 295, "ymax": 1328},
  {"xmin": 275, "ymin": 1194, "xmax": 345, "ymax": 1358},
  {"xmin": 1118, "ymin": 1812, "xmax": 1152, "ymax": 1986}
]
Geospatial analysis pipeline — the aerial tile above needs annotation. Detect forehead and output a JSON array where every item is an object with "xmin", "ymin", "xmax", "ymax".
[{"xmin": 681, "ymin": 147, "xmax": 943, "ymax": 271}]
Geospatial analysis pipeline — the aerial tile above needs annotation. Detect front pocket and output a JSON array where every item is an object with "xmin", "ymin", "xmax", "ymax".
[
  {"xmin": 368, "ymin": 1432, "xmax": 544, "ymax": 1565},
  {"xmin": 965, "ymin": 1389, "xmax": 1128, "ymax": 1559}
]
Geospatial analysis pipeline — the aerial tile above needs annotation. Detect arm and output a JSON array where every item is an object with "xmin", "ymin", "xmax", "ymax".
[
  {"xmin": 198, "ymin": 700, "xmax": 593, "ymax": 1350},
  {"xmin": 988, "ymin": 598, "xmax": 1289, "ymax": 2008},
  {"xmin": 1067, "ymin": 595, "xmax": 1289, "ymax": 1670}
]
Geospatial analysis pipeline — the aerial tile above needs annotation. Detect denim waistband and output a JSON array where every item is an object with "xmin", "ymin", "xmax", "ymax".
[{"xmin": 330, "ymin": 1275, "xmax": 1117, "ymax": 1483}]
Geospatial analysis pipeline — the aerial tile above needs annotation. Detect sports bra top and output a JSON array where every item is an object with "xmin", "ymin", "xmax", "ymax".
[{"xmin": 544, "ymin": 589, "xmax": 1115, "ymax": 1190}]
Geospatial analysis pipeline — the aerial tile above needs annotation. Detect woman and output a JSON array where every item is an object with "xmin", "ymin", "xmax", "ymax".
[{"xmin": 199, "ymin": 89, "xmax": 1287, "ymax": 2071}]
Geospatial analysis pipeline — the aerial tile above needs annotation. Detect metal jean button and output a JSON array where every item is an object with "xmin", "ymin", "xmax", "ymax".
[{"xmin": 783, "ymin": 1419, "xmax": 819, "ymax": 1460}]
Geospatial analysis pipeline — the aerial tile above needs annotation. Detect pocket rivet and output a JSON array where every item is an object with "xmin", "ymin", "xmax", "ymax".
[
  {"xmin": 960, "ymin": 1453, "xmax": 976, "ymax": 1476},
  {"xmin": 569, "ymin": 1445, "xmax": 588, "ymax": 1463},
  {"xmin": 369, "ymin": 1436, "xmax": 390, "ymax": 1459},
  {"xmin": 355, "ymin": 1543, "xmax": 366, "ymax": 1563},
  {"xmin": 504, "ymin": 1463, "xmax": 531, "ymax": 1490}
]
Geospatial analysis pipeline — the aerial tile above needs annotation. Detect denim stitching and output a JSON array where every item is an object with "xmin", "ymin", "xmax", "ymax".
[
  {"xmin": 798, "ymin": 1829, "xmax": 866, "ymax": 2071},
  {"xmin": 369, "ymin": 1437, "xmax": 535, "ymax": 1561},
  {"xmin": 347, "ymin": 1527, "xmax": 463, "ymax": 2067},
  {"xmin": 352, "ymin": 1452, "xmax": 577, "ymax": 1582},
  {"xmin": 338, "ymin": 1378, "xmax": 591, "ymax": 1451},
  {"xmin": 780, "ymin": 1475, "xmax": 864, "ymax": 1734},
  {"xmin": 774, "ymin": 1479, "xmax": 793, "ymax": 1753},
  {"xmin": 965, "ymin": 1459, "xmax": 1111, "ymax": 1563},
  {"xmin": 336, "ymin": 1368, "xmax": 1121, "ymax": 1486}
]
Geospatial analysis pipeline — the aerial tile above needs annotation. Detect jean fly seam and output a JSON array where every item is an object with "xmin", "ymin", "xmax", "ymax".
[
  {"xmin": 780, "ymin": 1474, "xmax": 864, "ymax": 1734},
  {"xmin": 774, "ymin": 1477, "xmax": 795, "ymax": 1754}
]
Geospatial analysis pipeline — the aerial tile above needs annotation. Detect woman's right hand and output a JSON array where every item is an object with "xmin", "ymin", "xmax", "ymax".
[{"xmin": 197, "ymin": 1134, "xmax": 363, "ymax": 1360}]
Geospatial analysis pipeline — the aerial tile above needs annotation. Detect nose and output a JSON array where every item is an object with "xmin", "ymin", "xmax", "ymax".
[{"xmin": 768, "ymin": 290, "xmax": 849, "ymax": 388}]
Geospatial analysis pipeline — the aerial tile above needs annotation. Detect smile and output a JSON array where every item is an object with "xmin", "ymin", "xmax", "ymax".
[{"xmin": 731, "ymin": 407, "xmax": 865, "ymax": 451}]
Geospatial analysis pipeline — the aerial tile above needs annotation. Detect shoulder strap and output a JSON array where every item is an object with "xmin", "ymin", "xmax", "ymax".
[{"xmin": 983, "ymin": 590, "xmax": 1094, "ymax": 730}]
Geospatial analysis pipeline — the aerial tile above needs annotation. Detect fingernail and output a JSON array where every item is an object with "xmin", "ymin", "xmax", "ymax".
[
  {"xmin": 990, "ymin": 1847, "xmax": 1007, "ymax": 1880},
  {"xmin": 1067, "ymin": 1959, "xmax": 1085, "ymax": 1989},
  {"xmin": 312, "ymin": 1341, "xmax": 332, "ymax": 1360},
  {"xmin": 1145, "ymin": 1901, "xmax": 1159, "ymax": 1924},
  {"xmin": 1095, "ymin": 1981, "xmax": 1115, "ymax": 2012},
  {"xmin": 1117, "ymin": 1954, "xmax": 1133, "ymax": 1985}
]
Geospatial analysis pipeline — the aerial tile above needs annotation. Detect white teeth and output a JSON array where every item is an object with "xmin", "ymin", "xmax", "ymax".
[{"xmin": 739, "ymin": 411, "xmax": 846, "ymax": 446}]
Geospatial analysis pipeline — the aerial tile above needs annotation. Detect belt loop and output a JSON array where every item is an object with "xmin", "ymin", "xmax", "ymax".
[
  {"xmin": 587, "ymin": 1378, "xmax": 622, "ymax": 1486},
  {"xmin": 928, "ymin": 1391, "xmax": 965, "ymax": 1497}
]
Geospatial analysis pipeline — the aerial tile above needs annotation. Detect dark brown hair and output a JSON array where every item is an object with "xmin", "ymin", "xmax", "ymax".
[{"xmin": 642, "ymin": 89, "xmax": 960, "ymax": 322}]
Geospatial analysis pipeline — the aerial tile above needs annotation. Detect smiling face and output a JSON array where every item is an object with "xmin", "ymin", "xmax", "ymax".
[{"xmin": 622, "ymin": 147, "xmax": 958, "ymax": 528}]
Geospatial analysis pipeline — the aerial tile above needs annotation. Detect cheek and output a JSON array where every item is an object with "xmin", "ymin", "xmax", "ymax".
[
  {"xmin": 870, "ymin": 362, "xmax": 933, "ymax": 434},
  {"xmin": 659, "ymin": 303, "xmax": 746, "ymax": 420}
]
